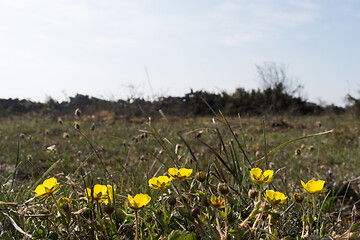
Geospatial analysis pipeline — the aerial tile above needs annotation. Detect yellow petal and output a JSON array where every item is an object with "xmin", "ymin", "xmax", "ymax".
[
  {"xmin": 300, "ymin": 180, "xmax": 307, "ymax": 191},
  {"xmin": 168, "ymin": 168, "xmax": 179, "ymax": 177},
  {"xmin": 179, "ymin": 168, "xmax": 193, "ymax": 177},
  {"xmin": 133, "ymin": 194, "xmax": 151, "ymax": 209},
  {"xmin": 94, "ymin": 184, "xmax": 108, "ymax": 195},
  {"xmin": 34, "ymin": 185, "xmax": 46, "ymax": 196},
  {"xmin": 157, "ymin": 176, "xmax": 172, "ymax": 183},
  {"xmin": 250, "ymin": 168, "xmax": 262, "ymax": 179},
  {"xmin": 307, "ymin": 180, "xmax": 325, "ymax": 193},
  {"xmin": 127, "ymin": 195, "xmax": 136, "ymax": 208},
  {"xmin": 148, "ymin": 177, "xmax": 157, "ymax": 186},
  {"xmin": 43, "ymin": 177, "xmax": 57, "ymax": 189},
  {"xmin": 263, "ymin": 170, "xmax": 274, "ymax": 183}
]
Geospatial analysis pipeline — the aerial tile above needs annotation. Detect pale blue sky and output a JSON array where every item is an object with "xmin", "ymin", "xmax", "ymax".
[{"xmin": 0, "ymin": 0, "xmax": 359, "ymax": 106}]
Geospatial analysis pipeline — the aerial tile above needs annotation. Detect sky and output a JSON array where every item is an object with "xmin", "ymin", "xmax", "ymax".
[{"xmin": 1, "ymin": 0, "xmax": 360, "ymax": 106}]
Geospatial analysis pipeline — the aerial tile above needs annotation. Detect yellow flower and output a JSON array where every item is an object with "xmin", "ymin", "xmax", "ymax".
[
  {"xmin": 264, "ymin": 190, "xmax": 287, "ymax": 206},
  {"xmin": 85, "ymin": 184, "xmax": 115, "ymax": 204},
  {"xmin": 168, "ymin": 167, "xmax": 193, "ymax": 180},
  {"xmin": 301, "ymin": 180, "xmax": 325, "ymax": 194},
  {"xmin": 149, "ymin": 176, "xmax": 172, "ymax": 190},
  {"xmin": 34, "ymin": 177, "xmax": 61, "ymax": 199},
  {"xmin": 127, "ymin": 194, "xmax": 151, "ymax": 210},
  {"xmin": 250, "ymin": 168, "xmax": 273, "ymax": 185},
  {"xmin": 210, "ymin": 195, "xmax": 225, "ymax": 209}
]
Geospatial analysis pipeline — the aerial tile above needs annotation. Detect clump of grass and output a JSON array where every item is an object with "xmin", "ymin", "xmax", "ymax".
[{"xmin": 0, "ymin": 111, "xmax": 358, "ymax": 239}]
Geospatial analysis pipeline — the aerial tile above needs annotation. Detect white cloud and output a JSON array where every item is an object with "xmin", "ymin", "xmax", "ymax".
[
  {"xmin": 211, "ymin": 0, "xmax": 319, "ymax": 45},
  {"xmin": 88, "ymin": 36, "xmax": 139, "ymax": 48},
  {"xmin": 222, "ymin": 33, "xmax": 265, "ymax": 45},
  {"xmin": 35, "ymin": 34, "xmax": 55, "ymax": 41}
]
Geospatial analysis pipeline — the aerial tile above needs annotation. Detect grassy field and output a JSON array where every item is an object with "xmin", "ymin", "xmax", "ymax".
[{"xmin": 0, "ymin": 111, "xmax": 359, "ymax": 239}]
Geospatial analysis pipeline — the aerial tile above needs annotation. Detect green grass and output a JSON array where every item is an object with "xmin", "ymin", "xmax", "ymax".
[{"xmin": 0, "ymin": 112, "xmax": 359, "ymax": 239}]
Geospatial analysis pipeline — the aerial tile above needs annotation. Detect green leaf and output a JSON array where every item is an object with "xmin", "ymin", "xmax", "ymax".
[
  {"xmin": 32, "ymin": 227, "xmax": 45, "ymax": 238},
  {"xmin": 167, "ymin": 230, "xmax": 187, "ymax": 240},
  {"xmin": 185, "ymin": 233, "xmax": 197, "ymax": 240},
  {"xmin": 168, "ymin": 230, "xmax": 197, "ymax": 240},
  {"xmin": 48, "ymin": 232, "xmax": 59, "ymax": 240}
]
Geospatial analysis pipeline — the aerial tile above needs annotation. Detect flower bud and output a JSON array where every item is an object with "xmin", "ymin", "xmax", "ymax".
[
  {"xmin": 196, "ymin": 171, "xmax": 206, "ymax": 183},
  {"xmin": 114, "ymin": 209, "xmax": 126, "ymax": 224},
  {"xmin": 177, "ymin": 206, "xmax": 191, "ymax": 219},
  {"xmin": 218, "ymin": 183, "xmax": 230, "ymax": 195},
  {"xmin": 248, "ymin": 188, "xmax": 259, "ymax": 199},
  {"xmin": 167, "ymin": 195, "xmax": 176, "ymax": 206},
  {"xmin": 57, "ymin": 197, "xmax": 71, "ymax": 213},
  {"xmin": 75, "ymin": 108, "xmax": 81, "ymax": 118},
  {"xmin": 104, "ymin": 203, "xmax": 114, "ymax": 215},
  {"xmin": 293, "ymin": 193, "xmax": 304, "ymax": 203},
  {"xmin": 200, "ymin": 195, "xmax": 210, "ymax": 207},
  {"xmin": 191, "ymin": 207, "xmax": 200, "ymax": 218}
]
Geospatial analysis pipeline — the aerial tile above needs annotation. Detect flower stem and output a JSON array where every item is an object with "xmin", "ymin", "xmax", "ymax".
[
  {"xmin": 312, "ymin": 194, "xmax": 316, "ymax": 219},
  {"xmin": 177, "ymin": 180, "xmax": 186, "ymax": 206},
  {"xmin": 161, "ymin": 190, "xmax": 167, "ymax": 236},
  {"xmin": 240, "ymin": 201, "xmax": 261, "ymax": 228},
  {"xmin": 258, "ymin": 185, "xmax": 263, "ymax": 202},
  {"xmin": 51, "ymin": 194, "xmax": 60, "ymax": 213},
  {"xmin": 300, "ymin": 203, "xmax": 307, "ymax": 238},
  {"xmin": 51, "ymin": 194, "xmax": 71, "ymax": 237},
  {"xmin": 214, "ymin": 209, "xmax": 224, "ymax": 239},
  {"xmin": 135, "ymin": 210, "xmax": 139, "ymax": 240}
]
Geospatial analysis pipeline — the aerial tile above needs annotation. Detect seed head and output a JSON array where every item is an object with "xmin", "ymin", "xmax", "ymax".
[
  {"xmin": 248, "ymin": 188, "xmax": 259, "ymax": 199},
  {"xmin": 196, "ymin": 171, "xmax": 206, "ymax": 183},
  {"xmin": 293, "ymin": 193, "xmax": 304, "ymax": 203},
  {"xmin": 167, "ymin": 195, "xmax": 176, "ymax": 206},
  {"xmin": 200, "ymin": 195, "xmax": 210, "ymax": 207},
  {"xmin": 195, "ymin": 130, "xmax": 203, "ymax": 138},
  {"xmin": 218, "ymin": 183, "xmax": 230, "ymax": 195},
  {"xmin": 104, "ymin": 203, "xmax": 115, "ymax": 215},
  {"xmin": 255, "ymin": 150, "xmax": 262, "ymax": 158},
  {"xmin": 115, "ymin": 209, "xmax": 126, "ymax": 223},
  {"xmin": 191, "ymin": 207, "xmax": 200, "ymax": 218},
  {"xmin": 75, "ymin": 108, "xmax": 81, "ymax": 118}
]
